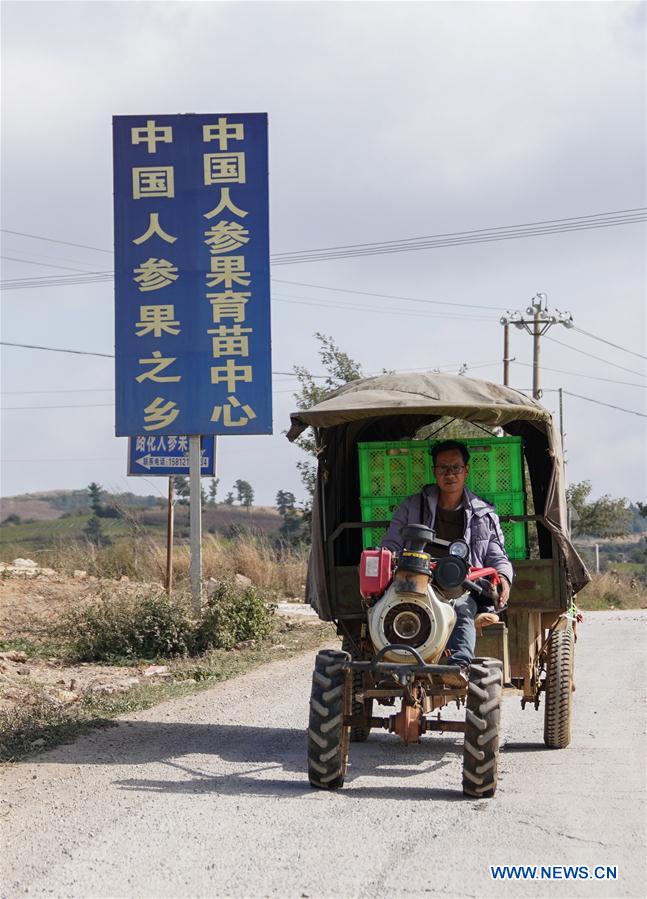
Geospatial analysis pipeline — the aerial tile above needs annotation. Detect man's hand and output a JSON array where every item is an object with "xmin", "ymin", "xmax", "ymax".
[{"xmin": 497, "ymin": 576, "xmax": 511, "ymax": 609}]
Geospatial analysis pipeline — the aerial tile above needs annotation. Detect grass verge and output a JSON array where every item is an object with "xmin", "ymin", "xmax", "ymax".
[
  {"xmin": 0, "ymin": 618, "xmax": 334, "ymax": 764},
  {"xmin": 576, "ymin": 572, "xmax": 647, "ymax": 611}
]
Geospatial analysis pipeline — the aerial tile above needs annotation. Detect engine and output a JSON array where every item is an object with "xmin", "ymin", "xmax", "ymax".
[
  {"xmin": 367, "ymin": 574, "xmax": 456, "ymax": 663},
  {"xmin": 362, "ymin": 525, "xmax": 472, "ymax": 664}
]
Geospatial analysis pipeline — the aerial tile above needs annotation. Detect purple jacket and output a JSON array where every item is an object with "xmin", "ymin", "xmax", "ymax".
[{"xmin": 380, "ymin": 484, "xmax": 513, "ymax": 583}]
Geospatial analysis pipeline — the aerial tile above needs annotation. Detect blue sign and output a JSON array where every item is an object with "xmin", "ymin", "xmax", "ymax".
[
  {"xmin": 128, "ymin": 435, "xmax": 216, "ymax": 477},
  {"xmin": 113, "ymin": 114, "xmax": 271, "ymax": 437}
]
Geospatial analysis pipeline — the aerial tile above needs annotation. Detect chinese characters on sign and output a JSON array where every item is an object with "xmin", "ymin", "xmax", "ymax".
[
  {"xmin": 127, "ymin": 435, "xmax": 216, "ymax": 476},
  {"xmin": 113, "ymin": 114, "xmax": 271, "ymax": 437}
]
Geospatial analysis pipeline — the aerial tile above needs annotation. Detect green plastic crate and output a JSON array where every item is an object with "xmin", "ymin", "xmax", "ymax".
[
  {"xmin": 360, "ymin": 491, "xmax": 527, "ymax": 559},
  {"xmin": 358, "ymin": 437, "xmax": 525, "ymax": 499}
]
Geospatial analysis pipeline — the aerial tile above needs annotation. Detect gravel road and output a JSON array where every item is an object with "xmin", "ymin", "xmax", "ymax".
[{"xmin": 1, "ymin": 610, "xmax": 645, "ymax": 899}]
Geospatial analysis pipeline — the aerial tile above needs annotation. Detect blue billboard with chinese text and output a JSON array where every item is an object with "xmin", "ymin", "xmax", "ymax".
[
  {"xmin": 113, "ymin": 114, "xmax": 271, "ymax": 436},
  {"xmin": 128, "ymin": 435, "xmax": 216, "ymax": 476}
]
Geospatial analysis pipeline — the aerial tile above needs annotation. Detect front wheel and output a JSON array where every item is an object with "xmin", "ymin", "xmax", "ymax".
[
  {"xmin": 462, "ymin": 657, "xmax": 503, "ymax": 798},
  {"xmin": 307, "ymin": 649, "xmax": 351, "ymax": 789},
  {"xmin": 543, "ymin": 628, "xmax": 574, "ymax": 749}
]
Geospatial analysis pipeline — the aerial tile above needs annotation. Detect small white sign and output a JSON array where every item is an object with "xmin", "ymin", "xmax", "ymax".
[{"xmin": 365, "ymin": 556, "xmax": 380, "ymax": 578}]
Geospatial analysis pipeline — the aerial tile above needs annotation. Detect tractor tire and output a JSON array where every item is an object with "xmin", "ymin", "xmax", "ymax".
[
  {"xmin": 543, "ymin": 628, "xmax": 574, "ymax": 749},
  {"xmin": 462, "ymin": 657, "xmax": 503, "ymax": 798},
  {"xmin": 342, "ymin": 636, "xmax": 373, "ymax": 743},
  {"xmin": 307, "ymin": 649, "xmax": 351, "ymax": 790}
]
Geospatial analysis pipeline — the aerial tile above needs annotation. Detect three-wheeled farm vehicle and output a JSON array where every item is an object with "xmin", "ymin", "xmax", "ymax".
[{"xmin": 286, "ymin": 372, "xmax": 590, "ymax": 797}]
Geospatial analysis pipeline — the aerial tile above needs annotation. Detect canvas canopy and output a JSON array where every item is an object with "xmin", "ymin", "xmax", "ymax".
[{"xmin": 287, "ymin": 372, "xmax": 590, "ymax": 619}]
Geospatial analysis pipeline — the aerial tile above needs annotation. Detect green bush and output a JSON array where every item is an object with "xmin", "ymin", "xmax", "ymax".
[
  {"xmin": 194, "ymin": 580, "xmax": 275, "ymax": 651},
  {"xmin": 64, "ymin": 586, "xmax": 194, "ymax": 662},
  {"xmin": 63, "ymin": 581, "xmax": 276, "ymax": 662}
]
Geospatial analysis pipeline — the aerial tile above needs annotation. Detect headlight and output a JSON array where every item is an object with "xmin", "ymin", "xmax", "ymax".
[{"xmin": 448, "ymin": 539, "xmax": 469, "ymax": 560}]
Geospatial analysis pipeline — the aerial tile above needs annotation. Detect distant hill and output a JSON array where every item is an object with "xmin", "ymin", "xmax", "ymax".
[
  {"xmin": 0, "ymin": 489, "xmax": 284, "ymax": 552},
  {"xmin": 1, "ymin": 489, "xmax": 164, "ymax": 523}
]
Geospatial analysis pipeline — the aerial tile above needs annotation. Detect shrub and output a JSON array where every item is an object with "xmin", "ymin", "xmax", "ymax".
[
  {"xmin": 64, "ymin": 586, "xmax": 194, "ymax": 661},
  {"xmin": 194, "ymin": 580, "xmax": 275, "ymax": 651},
  {"xmin": 62, "ymin": 581, "xmax": 276, "ymax": 661}
]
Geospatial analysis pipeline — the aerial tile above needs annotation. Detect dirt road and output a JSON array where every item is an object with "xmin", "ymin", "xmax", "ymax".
[{"xmin": 1, "ymin": 611, "xmax": 645, "ymax": 898}]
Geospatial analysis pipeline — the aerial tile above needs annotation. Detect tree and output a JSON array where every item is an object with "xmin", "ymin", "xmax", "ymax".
[
  {"xmin": 566, "ymin": 480, "xmax": 633, "ymax": 538},
  {"xmin": 292, "ymin": 333, "xmax": 363, "ymax": 497},
  {"xmin": 87, "ymin": 482, "xmax": 105, "ymax": 516},
  {"xmin": 172, "ymin": 476, "xmax": 190, "ymax": 506},
  {"xmin": 224, "ymin": 492, "xmax": 235, "ymax": 505},
  {"xmin": 208, "ymin": 478, "xmax": 220, "ymax": 505},
  {"xmin": 84, "ymin": 515, "xmax": 111, "ymax": 547},
  {"xmin": 234, "ymin": 479, "xmax": 254, "ymax": 509},
  {"xmin": 276, "ymin": 490, "xmax": 296, "ymax": 517}
]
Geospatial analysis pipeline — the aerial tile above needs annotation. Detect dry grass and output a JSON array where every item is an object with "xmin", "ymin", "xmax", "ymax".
[
  {"xmin": 577, "ymin": 572, "xmax": 647, "ymax": 611},
  {"xmin": 17, "ymin": 533, "xmax": 308, "ymax": 599}
]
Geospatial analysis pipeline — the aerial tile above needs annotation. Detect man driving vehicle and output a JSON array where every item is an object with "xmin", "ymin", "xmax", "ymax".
[{"xmin": 380, "ymin": 439, "xmax": 512, "ymax": 675}]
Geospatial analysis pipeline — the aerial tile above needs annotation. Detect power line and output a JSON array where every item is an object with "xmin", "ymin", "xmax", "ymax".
[
  {"xmin": 0, "ymin": 229, "xmax": 113, "ymax": 254},
  {"xmin": 511, "ymin": 359, "xmax": 646, "ymax": 388},
  {"xmin": 0, "ymin": 340, "xmax": 114, "ymax": 358},
  {"xmin": 4, "ymin": 208, "xmax": 644, "ymax": 262},
  {"xmin": 270, "ymin": 210, "xmax": 647, "ymax": 265},
  {"xmin": 1, "ymin": 387, "xmax": 115, "ymax": 395},
  {"xmin": 561, "ymin": 390, "xmax": 646, "ymax": 418},
  {"xmin": 272, "ymin": 279, "xmax": 505, "ymax": 311},
  {"xmin": 271, "ymin": 208, "xmax": 647, "ymax": 258},
  {"xmin": 0, "ymin": 255, "xmax": 97, "ymax": 273},
  {"xmin": 2, "ymin": 207, "xmax": 645, "ymax": 288},
  {"xmin": 572, "ymin": 326, "xmax": 646, "ymax": 361},
  {"xmin": 274, "ymin": 294, "xmax": 492, "ymax": 322},
  {"xmin": 545, "ymin": 335, "xmax": 646, "ymax": 378},
  {"xmin": 2, "ymin": 402, "xmax": 116, "ymax": 411}
]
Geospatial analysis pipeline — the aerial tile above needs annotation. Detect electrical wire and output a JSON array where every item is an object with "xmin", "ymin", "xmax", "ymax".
[
  {"xmin": 561, "ymin": 390, "xmax": 646, "ymax": 418},
  {"xmin": 271, "ymin": 208, "xmax": 647, "ymax": 257},
  {"xmin": 0, "ymin": 229, "xmax": 113, "ymax": 254},
  {"xmin": 0, "ymin": 340, "xmax": 113, "ymax": 358},
  {"xmin": 271, "ymin": 279, "xmax": 505, "ymax": 311},
  {"xmin": 2, "ymin": 207, "xmax": 645, "ymax": 287},
  {"xmin": 0, "ymin": 256, "xmax": 98, "ymax": 273},
  {"xmin": 270, "ymin": 212, "xmax": 647, "ymax": 265},
  {"xmin": 572, "ymin": 327, "xmax": 646, "ymax": 361},
  {"xmin": 544, "ymin": 336, "xmax": 646, "ymax": 378},
  {"xmin": 511, "ymin": 360, "xmax": 646, "ymax": 388},
  {"xmin": 274, "ymin": 294, "xmax": 492, "ymax": 322}
]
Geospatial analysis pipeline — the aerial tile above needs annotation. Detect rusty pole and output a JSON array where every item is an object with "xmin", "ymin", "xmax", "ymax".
[{"xmin": 165, "ymin": 476, "xmax": 174, "ymax": 596}]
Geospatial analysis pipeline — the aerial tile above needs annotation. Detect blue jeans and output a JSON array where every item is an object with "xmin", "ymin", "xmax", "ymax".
[{"xmin": 446, "ymin": 595, "xmax": 477, "ymax": 666}]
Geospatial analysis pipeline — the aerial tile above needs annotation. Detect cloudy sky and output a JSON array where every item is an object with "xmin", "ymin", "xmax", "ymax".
[{"xmin": 1, "ymin": 0, "xmax": 645, "ymax": 507}]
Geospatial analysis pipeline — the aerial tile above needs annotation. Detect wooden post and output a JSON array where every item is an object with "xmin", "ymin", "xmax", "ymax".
[
  {"xmin": 189, "ymin": 435, "xmax": 203, "ymax": 614},
  {"xmin": 165, "ymin": 477, "xmax": 174, "ymax": 596}
]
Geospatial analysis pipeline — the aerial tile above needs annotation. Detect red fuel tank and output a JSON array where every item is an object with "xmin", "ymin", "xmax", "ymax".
[{"xmin": 359, "ymin": 548, "xmax": 393, "ymax": 599}]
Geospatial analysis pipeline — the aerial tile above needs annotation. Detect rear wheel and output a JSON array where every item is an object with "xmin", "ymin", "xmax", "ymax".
[
  {"xmin": 462, "ymin": 657, "xmax": 502, "ymax": 798},
  {"xmin": 342, "ymin": 636, "xmax": 373, "ymax": 742},
  {"xmin": 543, "ymin": 628, "xmax": 574, "ymax": 749},
  {"xmin": 307, "ymin": 649, "xmax": 351, "ymax": 789}
]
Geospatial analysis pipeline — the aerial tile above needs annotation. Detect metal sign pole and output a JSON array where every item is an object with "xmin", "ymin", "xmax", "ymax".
[
  {"xmin": 189, "ymin": 436, "xmax": 202, "ymax": 614},
  {"xmin": 165, "ymin": 476, "xmax": 174, "ymax": 596}
]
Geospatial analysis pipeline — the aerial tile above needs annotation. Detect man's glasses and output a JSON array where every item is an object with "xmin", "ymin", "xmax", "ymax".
[{"xmin": 433, "ymin": 464, "xmax": 466, "ymax": 476}]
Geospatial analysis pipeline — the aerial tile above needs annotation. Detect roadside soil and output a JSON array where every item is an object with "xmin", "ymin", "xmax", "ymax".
[{"xmin": 0, "ymin": 566, "xmax": 327, "ymax": 726}]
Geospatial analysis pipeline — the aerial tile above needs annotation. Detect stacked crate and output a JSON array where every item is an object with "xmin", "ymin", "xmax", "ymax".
[{"xmin": 358, "ymin": 437, "xmax": 527, "ymax": 559}]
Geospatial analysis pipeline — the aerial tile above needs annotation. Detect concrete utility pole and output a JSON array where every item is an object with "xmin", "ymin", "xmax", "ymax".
[{"xmin": 499, "ymin": 293, "xmax": 574, "ymax": 399}]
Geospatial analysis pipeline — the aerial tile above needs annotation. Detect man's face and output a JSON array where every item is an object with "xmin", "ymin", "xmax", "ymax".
[{"xmin": 433, "ymin": 448, "xmax": 469, "ymax": 493}]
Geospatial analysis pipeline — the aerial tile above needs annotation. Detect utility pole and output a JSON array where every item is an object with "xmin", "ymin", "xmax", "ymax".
[
  {"xmin": 502, "ymin": 321, "xmax": 513, "ymax": 386},
  {"xmin": 499, "ymin": 293, "xmax": 575, "ymax": 399},
  {"xmin": 165, "ymin": 476, "xmax": 174, "ymax": 596}
]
